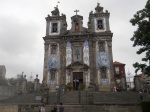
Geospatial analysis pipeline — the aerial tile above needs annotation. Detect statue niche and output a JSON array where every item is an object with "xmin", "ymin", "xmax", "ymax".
[{"xmin": 75, "ymin": 23, "xmax": 79, "ymax": 32}]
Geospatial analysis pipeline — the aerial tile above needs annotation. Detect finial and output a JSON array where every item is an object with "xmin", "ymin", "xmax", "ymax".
[
  {"xmin": 57, "ymin": 1, "xmax": 60, "ymax": 8},
  {"xmin": 36, "ymin": 74, "xmax": 38, "ymax": 78},
  {"xmin": 74, "ymin": 10, "xmax": 79, "ymax": 17}
]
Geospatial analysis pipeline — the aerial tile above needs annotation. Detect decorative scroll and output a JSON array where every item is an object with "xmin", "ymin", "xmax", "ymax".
[
  {"xmin": 66, "ymin": 41, "xmax": 72, "ymax": 66},
  {"xmin": 48, "ymin": 56, "xmax": 60, "ymax": 69},
  {"xmin": 96, "ymin": 53, "xmax": 110, "ymax": 68},
  {"xmin": 83, "ymin": 40, "xmax": 89, "ymax": 65}
]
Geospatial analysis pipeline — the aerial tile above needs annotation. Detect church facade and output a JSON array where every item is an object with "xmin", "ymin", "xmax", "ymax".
[{"xmin": 43, "ymin": 3, "xmax": 114, "ymax": 91}]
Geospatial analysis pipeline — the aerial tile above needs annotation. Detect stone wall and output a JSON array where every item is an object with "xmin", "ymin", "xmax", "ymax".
[
  {"xmin": 0, "ymin": 86, "xmax": 17, "ymax": 100},
  {"xmin": 32, "ymin": 105, "xmax": 142, "ymax": 112},
  {"xmin": 0, "ymin": 104, "xmax": 18, "ymax": 112}
]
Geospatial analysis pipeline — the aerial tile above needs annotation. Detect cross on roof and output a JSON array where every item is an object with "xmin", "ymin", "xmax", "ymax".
[{"xmin": 74, "ymin": 9, "xmax": 79, "ymax": 16}]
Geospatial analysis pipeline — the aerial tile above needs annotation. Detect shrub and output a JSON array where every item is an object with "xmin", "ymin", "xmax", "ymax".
[
  {"xmin": 141, "ymin": 100, "xmax": 150, "ymax": 112},
  {"xmin": 80, "ymin": 83, "xmax": 86, "ymax": 90}
]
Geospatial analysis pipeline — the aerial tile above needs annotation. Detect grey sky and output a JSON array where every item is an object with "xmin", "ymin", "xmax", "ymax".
[{"xmin": 0, "ymin": 0, "xmax": 147, "ymax": 81}]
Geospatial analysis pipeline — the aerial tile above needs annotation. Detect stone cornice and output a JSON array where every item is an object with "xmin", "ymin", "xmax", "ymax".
[
  {"xmin": 89, "ymin": 13, "xmax": 110, "ymax": 18},
  {"xmin": 45, "ymin": 15, "xmax": 66, "ymax": 21}
]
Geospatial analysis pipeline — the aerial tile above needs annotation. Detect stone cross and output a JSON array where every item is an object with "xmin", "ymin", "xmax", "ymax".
[
  {"xmin": 74, "ymin": 10, "xmax": 79, "ymax": 16},
  {"xmin": 75, "ymin": 49, "xmax": 80, "ymax": 59}
]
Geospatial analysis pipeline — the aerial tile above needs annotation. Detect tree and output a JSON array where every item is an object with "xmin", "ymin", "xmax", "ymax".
[
  {"xmin": 130, "ymin": 0, "xmax": 150, "ymax": 76},
  {"xmin": 8, "ymin": 78, "xmax": 18, "ymax": 86},
  {"xmin": 0, "ymin": 76, "xmax": 8, "ymax": 86}
]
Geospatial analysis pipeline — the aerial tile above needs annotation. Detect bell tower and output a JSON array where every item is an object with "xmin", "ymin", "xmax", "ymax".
[
  {"xmin": 88, "ymin": 3, "xmax": 110, "ymax": 32},
  {"xmin": 43, "ymin": 6, "xmax": 67, "ymax": 89},
  {"xmin": 45, "ymin": 6, "xmax": 67, "ymax": 36}
]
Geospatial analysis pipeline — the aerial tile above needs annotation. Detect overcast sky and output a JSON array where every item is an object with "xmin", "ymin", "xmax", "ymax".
[{"xmin": 0, "ymin": 0, "xmax": 147, "ymax": 81}]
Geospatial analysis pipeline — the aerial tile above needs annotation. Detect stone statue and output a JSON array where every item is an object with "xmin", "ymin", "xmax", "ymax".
[{"xmin": 22, "ymin": 75, "xmax": 27, "ymax": 93}]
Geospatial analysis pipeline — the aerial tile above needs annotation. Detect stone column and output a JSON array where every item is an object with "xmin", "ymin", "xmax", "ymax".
[
  {"xmin": 43, "ymin": 43, "xmax": 49, "ymax": 84},
  {"xmin": 89, "ymin": 39, "xmax": 97, "ymax": 89},
  {"xmin": 34, "ymin": 74, "xmax": 40, "ymax": 92},
  {"xmin": 60, "ymin": 41, "xmax": 66, "ymax": 85},
  {"xmin": 107, "ymin": 41, "xmax": 115, "ymax": 84}
]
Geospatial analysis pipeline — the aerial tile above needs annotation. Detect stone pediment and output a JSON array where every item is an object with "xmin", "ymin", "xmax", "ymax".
[{"xmin": 66, "ymin": 62, "xmax": 89, "ymax": 69}]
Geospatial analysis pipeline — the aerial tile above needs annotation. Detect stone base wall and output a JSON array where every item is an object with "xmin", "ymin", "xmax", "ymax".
[
  {"xmin": 0, "ymin": 104, "xmax": 18, "ymax": 112},
  {"xmin": 33, "ymin": 105, "xmax": 142, "ymax": 112},
  {"xmin": 0, "ymin": 86, "xmax": 17, "ymax": 100}
]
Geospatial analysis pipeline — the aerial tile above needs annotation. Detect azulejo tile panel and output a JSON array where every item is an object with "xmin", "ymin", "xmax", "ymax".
[
  {"xmin": 48, "ymin": 56, "xmax": 60, "ymax": 69},
  {"xmin": 96, "ymin": 52, "xmax": 110, "ymax": 68},
  {"xmin": 83, "ymin": 40, "xmax": 89, "ymax": 65},
  {"xmin": 66, "ymin": 41, "xmax": 72, "ymax": 66}
]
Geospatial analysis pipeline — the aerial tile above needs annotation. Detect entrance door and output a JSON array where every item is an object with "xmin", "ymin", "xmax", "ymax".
[{"xmin": 73, "ymin": 72, "xmax": 83, "ymax": 90}]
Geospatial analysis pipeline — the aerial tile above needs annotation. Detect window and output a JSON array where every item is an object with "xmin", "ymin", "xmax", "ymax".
[
  {"xmin": 101, "ymin": 67, "xmax": 107, "ymax": 78},
  {"xmin": 52, "ymin": 23, "xmax": 57, "ymax": 32},
  {"xmin": 51, "ymin": 45, "xmax": 57, "ymax": 54},
  {"xmin": 115, "ymin": 67, "xmax": 119, "ymax": 74},
  {"xmin": 50, "ymin": 71, "xmax": 55, "ymax": 81},
  {"xmin": 97, "ymin": 20, "xmax": 103, "ymax": 29},
  {"xmin": 98, "ymin": 42, "xmax": 105, "ymax": 52}
]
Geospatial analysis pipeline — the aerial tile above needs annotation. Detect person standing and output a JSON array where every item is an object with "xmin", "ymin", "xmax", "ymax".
[
  {"xmin": 59, "ymin": 103, "xmax": 64, "ymax": 112},
  {"xmin": 139, "ymin": 91, "xmax": 143, "ymax": 101},
  {"xmin": 51, "ymin": 103, "xmax": 57, "ymax": 112},
  {"xmin": 113, "ymin": 85, "xmax": 117, "ymax": 92},
  {"xmin": 40, "ymin": 105, "xmax": 45, "ymax": 112}
]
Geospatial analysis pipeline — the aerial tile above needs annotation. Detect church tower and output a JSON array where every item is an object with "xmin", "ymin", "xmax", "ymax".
[{"xmin": 43, "ymin": 3, "xmax": 114, "ymax": 92}]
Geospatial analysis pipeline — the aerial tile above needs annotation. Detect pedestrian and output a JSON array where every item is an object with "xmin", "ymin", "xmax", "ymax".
[
  {"xmin": 113, "ymin": 85, "xmax": 117, "ymax": 92},
  {"xmin": 51, "ymin": 103, "xmax": 57, "ymax": 112},
  {"xmin": 40, "ymin": 105, "xmax": 45, "ymax": 112},
  {"xmin": 139, "ymin": 91, "xmax": 143, "ymax": 101},
  {"xmin": 59, "ymin": 102, "xmax": 64, "ymax": 112}
]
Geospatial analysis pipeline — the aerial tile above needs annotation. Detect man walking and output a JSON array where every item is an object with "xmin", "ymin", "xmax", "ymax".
[{"xmin": 58, "ymin": 102, "xmax": 64, "ymax": 112}]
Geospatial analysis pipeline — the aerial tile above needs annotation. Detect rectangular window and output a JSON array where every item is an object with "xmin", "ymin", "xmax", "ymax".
[
  {"xmin": 51, "ymin": 45, "xmax": 57, "ymax": 54},
  {"xmin": 52, "ymin": 23, "xmax": 57, "ymax": 32},
  {"xmin": 97, "ymin": 20, "xmax": 103, "ymax": 29},
  {"xmin": 115, "ymin": 67, "xmax": 119, "ymax": 74},
  {"xmin": 99, "ymin": 42, "xmax": 105, "ymax": 52},
  {"xmin": 101, "ymin": 67, "xmax": 107, "ymax": 79}
]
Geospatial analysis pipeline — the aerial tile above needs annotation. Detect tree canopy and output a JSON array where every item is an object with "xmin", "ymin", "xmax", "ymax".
[{"xmin": 130, "ymin": 0, "xmax": 150, "ymax": 76}]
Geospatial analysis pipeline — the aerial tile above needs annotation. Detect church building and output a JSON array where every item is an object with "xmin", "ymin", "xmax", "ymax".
[{"xmin": 43, "ymin": 3, "xmax": 114, "ymax": 91}]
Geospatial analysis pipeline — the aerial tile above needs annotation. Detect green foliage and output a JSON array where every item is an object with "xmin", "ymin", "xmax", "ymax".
[
  {"xmin": 65, "ymin": 82, "xmax": 73, "ymax": 90},
  {"xmin": 80, "ymin": 83, "xmax": 86, "ymax": 90},
  {"xmin": 8, "ymin": 78, "xmax": 18, "ymax": 86},
  {"xmin": 141, "ymin": 101, "xmax": 150, "ymax": 112},
  {"xmin": 0, "ymin": 76, "xmax": 8, "ymax": 86},
  {"xmin": 130, "ymin": 0, "xmax": 150, "ymax": 76}
]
